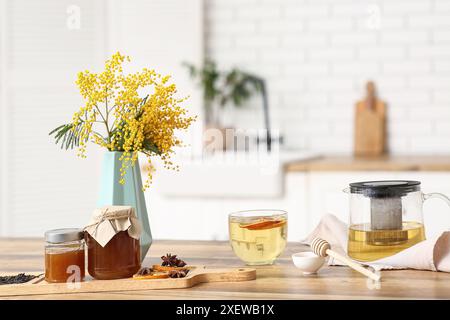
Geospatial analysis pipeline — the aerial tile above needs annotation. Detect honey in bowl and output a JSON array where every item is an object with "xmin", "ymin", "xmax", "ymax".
[{"xmin": 229, "ymin": 211, "xmax": 287, "ymax": 265}]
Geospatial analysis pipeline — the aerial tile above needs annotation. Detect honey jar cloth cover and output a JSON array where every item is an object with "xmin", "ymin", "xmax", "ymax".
[
  {"xmin": 84, "ymin": 205, "xmax": 142, "ymax": 247},
  {"xmin": 303, "ymin": 214, "xmax": 450, "ymax": 272}
]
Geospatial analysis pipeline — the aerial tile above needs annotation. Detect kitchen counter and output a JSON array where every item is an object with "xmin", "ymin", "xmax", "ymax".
[
  {"xmin": 285, "ymin": 155, "xmax": 450, "ymax": 172},
  {"xmin": 1, "ymin": 239, "xmax": 449, "ymax": 299}
]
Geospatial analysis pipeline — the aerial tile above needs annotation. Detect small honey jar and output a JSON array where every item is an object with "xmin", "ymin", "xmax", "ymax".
[{"xmin": 44, "ymin": 228, "xmax": 85, "ymax": 283}]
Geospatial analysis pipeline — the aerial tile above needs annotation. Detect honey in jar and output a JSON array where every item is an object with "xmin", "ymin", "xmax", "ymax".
[
  {"xmin": 84, "ymin": 206, "xmax": 142, "ymax": 280},
  {"xmin": 44, "ymin": 228, "xmax": 85, "ymax": 283},
  {"xmin": 86, "ymin": 231, "xmax": 140, "ymax": 280}
]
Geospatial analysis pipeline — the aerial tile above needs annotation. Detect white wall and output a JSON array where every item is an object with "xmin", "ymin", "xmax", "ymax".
[
  {"xmin": 2, "ymin": 0, "xmax": 450, "ymax": 239},
  {"xmin": 0, "ymin": 0, "xmax": 106, "ymax": 236},
  {"xmin": 0, "ymin": 0, "xmax": 203, "ymax": 237},
  {"xmin": 205, "ymin": 0, "xmax": 450, "ymax": 154}
]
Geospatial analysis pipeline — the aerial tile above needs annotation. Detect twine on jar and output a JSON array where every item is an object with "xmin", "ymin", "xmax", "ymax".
[{"xmin": 84, "ymin": 205, "xmax": 142, "ymax": 247}]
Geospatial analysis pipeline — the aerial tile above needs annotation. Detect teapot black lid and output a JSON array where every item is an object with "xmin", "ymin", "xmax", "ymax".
[{"xmin": 349, "ymin": 180, "xmax": 421, "ymax": 198}]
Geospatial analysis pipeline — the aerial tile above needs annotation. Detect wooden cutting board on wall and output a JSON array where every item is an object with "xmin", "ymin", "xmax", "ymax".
[{"xmin": 354, "ymin": 81, "xmax": 386, "ymax": 157}]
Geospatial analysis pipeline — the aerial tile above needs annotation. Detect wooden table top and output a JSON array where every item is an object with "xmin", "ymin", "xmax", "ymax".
[
  {"xmin": 1, "ymin": 239, "xmax": 449, "ymax": 300},
  {"xmin": 285, "ymin": 155, "xmax": 450, "ymax": 172}
]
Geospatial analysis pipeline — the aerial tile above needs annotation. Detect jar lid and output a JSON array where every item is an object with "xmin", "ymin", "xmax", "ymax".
[
  {"xmin": 45, "ymin": 228, "xmax": 84, "ymax": 243},
  {"xmin": 349, "ymin": 180, "xmax": 421, "ymax": 198},
  {"xmin": 84, "ymin": 206, "xmax": 141, "ymax": 247}
]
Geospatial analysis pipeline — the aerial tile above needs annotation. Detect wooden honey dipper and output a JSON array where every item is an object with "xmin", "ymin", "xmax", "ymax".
[{"xmin": 311, "ymin": 238, "xmax": 381, "ymax": 282}]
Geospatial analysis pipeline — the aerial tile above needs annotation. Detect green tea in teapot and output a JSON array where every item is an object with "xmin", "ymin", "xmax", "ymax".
[
  {"xmin": 344, "ymin": 180, "xmax": 448, "ymax": 262},
  {"xmin": 347, "ymin": 221, "xmax": 425, "ymax": 261}
]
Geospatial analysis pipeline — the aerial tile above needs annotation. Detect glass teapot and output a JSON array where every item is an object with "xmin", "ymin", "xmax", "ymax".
[{"xmin": 344, "ymin": 180, "xmax": 450, "ymax": 262}]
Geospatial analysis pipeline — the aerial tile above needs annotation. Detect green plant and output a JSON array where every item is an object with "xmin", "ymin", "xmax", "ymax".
[{"xmin": 184, "ymin": 59, "xmax": 263, "ymax": 124}]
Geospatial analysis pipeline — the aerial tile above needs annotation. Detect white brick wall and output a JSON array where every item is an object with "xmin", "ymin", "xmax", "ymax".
[{"xmin": 205, "ymin": 0, "xmax": 450, "ymax": 154}]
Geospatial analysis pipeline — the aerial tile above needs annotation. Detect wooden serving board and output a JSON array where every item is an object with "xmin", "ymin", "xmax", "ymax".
[{"xmin": 0, "ymin": 266, "xmax": 256, "ymax": 297}]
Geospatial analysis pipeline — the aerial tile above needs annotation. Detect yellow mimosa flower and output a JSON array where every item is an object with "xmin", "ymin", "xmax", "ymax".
[{"xmin": 50, "ymin": 52, "xmax": 196, "ymax": 189}]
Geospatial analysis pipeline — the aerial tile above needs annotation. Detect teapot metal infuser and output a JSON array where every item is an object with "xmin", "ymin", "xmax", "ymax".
[{"xmin": 344, "ymin": 180, "xmax": 450, "ymax": 261}]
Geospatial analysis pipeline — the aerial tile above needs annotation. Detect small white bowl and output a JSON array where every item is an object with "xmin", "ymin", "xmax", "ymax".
[{"xmin": 291, "ymin": 252, "xmax": 325, "ymax": 275}]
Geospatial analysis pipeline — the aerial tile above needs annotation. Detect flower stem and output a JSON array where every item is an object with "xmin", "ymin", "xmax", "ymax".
[{"xmin": 94, "ymin": 104, "xmax": 111, "ymax": 145}]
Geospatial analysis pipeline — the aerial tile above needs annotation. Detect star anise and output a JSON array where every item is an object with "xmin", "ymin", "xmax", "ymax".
[
  {"xmin": 136, "ymin": 267, "xmax": 153, "ymax": 276},
  {"xmin": 161, "ymin": 253, "xmax": 187, "ymax": 267},
  {"xmin": 168, "ymin": 269, "xmax": 189, "ymax": 278}
]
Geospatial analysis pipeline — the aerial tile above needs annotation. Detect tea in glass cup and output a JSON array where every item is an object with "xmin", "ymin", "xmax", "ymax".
[{"xmin": 229, "ymin": 210, "xmax": 287, "ymax": 265}]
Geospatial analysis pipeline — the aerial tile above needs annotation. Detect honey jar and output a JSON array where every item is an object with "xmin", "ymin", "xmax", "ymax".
[
  {"xmin": 44, "ymin": 228, "xmax": 85, "ymax": 283},
  {"xmin": 86, "ymin": 231, "xmax": 140, "ymax": 280},
  {"xmin": 84, "ymin": 206, "xmax": 141, "ymax": 280}
]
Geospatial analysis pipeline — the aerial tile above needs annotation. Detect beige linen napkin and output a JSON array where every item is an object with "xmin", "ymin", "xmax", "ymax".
[
  {"xmin": 84, "ymin": 205, "xmax": 142, "ymax": 247},
  {"xmin": 303, "ymin": 214, "xmax": 450, "ymax": 272}
]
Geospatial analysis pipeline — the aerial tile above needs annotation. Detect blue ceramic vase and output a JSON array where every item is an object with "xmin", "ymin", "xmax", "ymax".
[{"xmin": 97, "ymin": 151, "xmax": 152, "ymax": 261}]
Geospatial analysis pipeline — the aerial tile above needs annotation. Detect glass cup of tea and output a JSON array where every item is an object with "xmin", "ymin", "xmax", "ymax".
[{"xmin": 228, "ymin": 210, "xmax": 288, "ymax": 265}]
